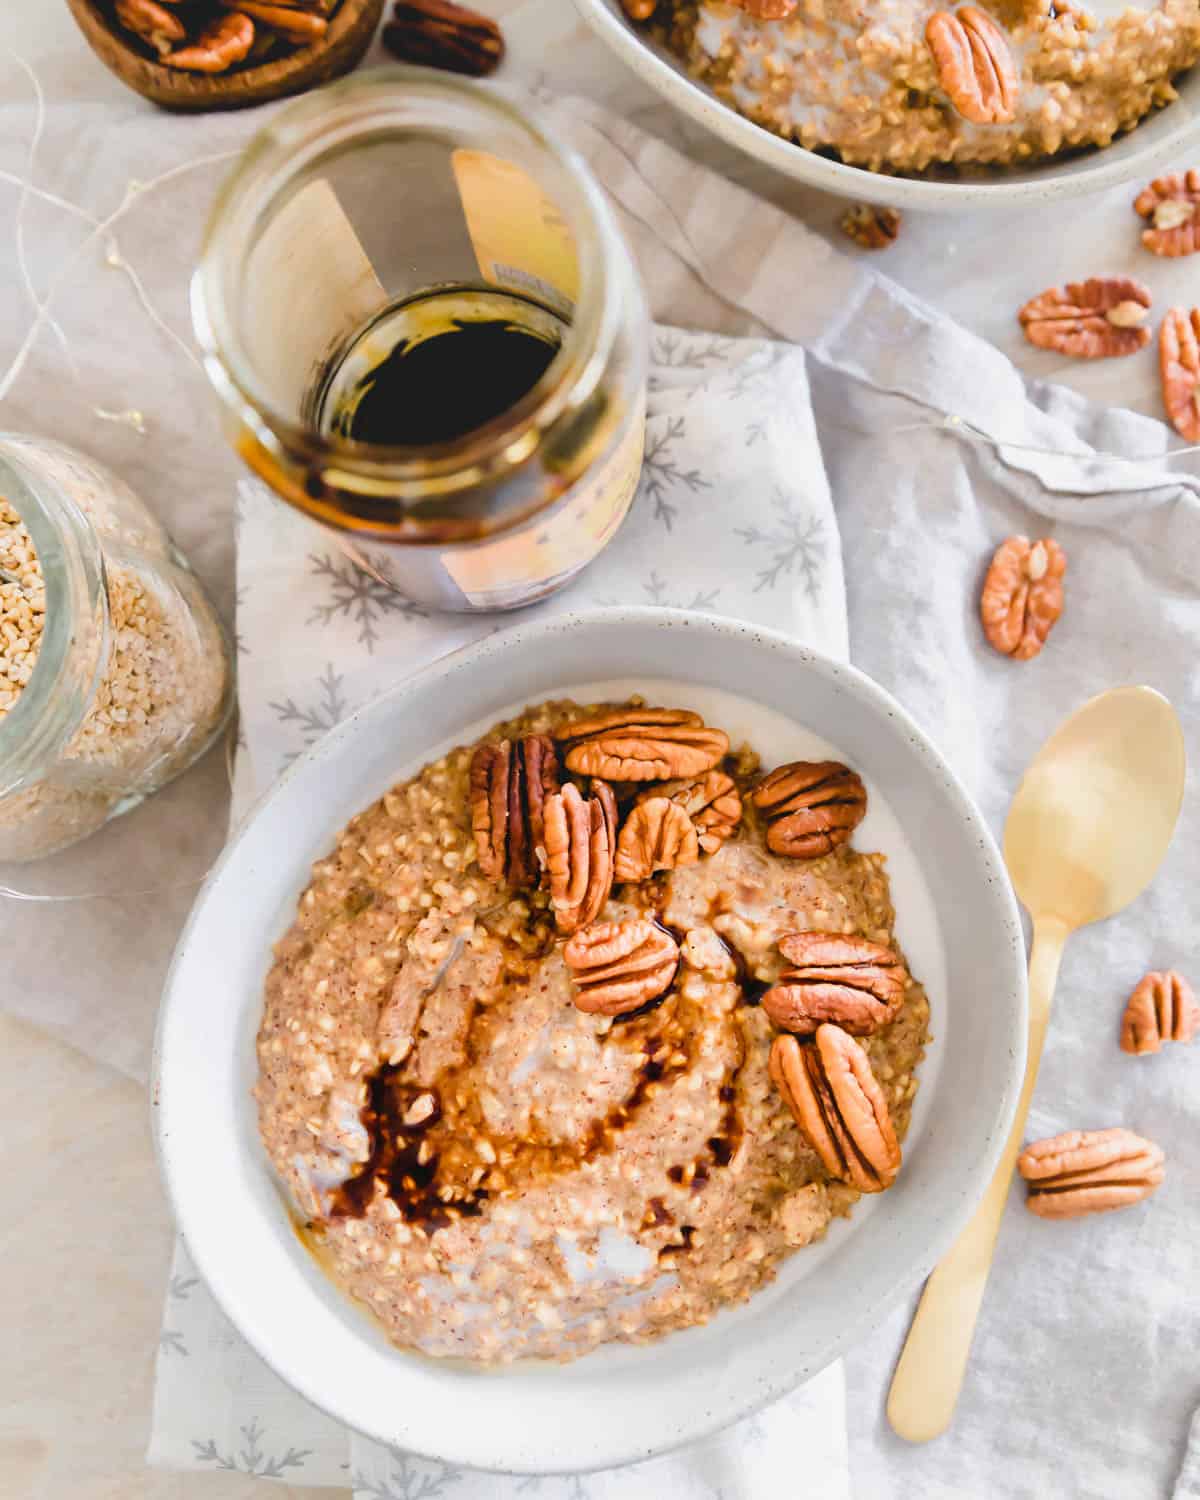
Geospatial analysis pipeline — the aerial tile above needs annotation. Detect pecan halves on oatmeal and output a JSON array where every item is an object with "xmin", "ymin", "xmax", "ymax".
[
  {"xmin": 925, "ymin": 8, "xmax": 1019, "ymax": 126},
  {"xmin": 1134, "ymin": 172, "xmax": 1200, "ymax": 258},
  {"xmin": 980, "ymin": 535, "xmax": 1065, "ymax": 661},
  {"xmin": 1120, "ymin": 970, "xmax": 1199, "ymax": 1055},
  {"xmin": 636, "ymin": 770, "xmax": 742, "ymax": 855},
  {"xmin": 218, "ymin": 0, "xmax": 328, "ymax": 42},
  {"xmin": 614, "ymin": 797, "xmax": 700, "ymax": 882},
  {"xmin": 751, "ymin": 760, "xmax": 867, "ymax": 859},
  {"xmin": 769, "ymin": 1026, "xmax": 900, "ymax": 1193},
  {"xmin": 560, "ymin": 708, "xmax": 729, "ymax": 782},
  {"xmin": 1159, "ymin": 307, "xmax": 1200, "ymax": 443},
  {"xmin": 165, "ymin": 12, "xmax": 256, "ymax": 71},
  {"xmin": 762, "ymin": 934, "xmax": 908, "ymax": 1037},
  {"xmin": 114, "ymin": 0, "xmax": 187, "ymax": 57},
  {"xmin": 1018, "ymin": 1128, "xmax": 1164, "ymax": 1218},
  {"xmin": 469, "ymin": 735, "xmax": 560, "ymax": 887},
  {"xmin": 542, "ymin": 780, "xmax": 616, "ymax": 933},
  {"xmin": 1018, "ymin": 277, "xmax": 1152, "ymax": 358},
  {"xmin": 564, "ymin": 917, "xmax": 680, "ymax": 1017},
  {"xmin": 383, "ymin": 0, "xmax": 506, "ymax": 77}
]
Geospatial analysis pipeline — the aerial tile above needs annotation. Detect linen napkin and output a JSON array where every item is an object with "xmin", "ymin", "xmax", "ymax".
[{"xmin": 149, "ymin": 322, "xmax": 853, "ymax": 1497}]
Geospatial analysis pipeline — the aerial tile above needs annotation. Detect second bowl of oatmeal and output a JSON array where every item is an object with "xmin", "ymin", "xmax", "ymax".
[
  {"xmin": 154, "ymin": 609, "xmax": 1026, "ymax": 1473},
  {"xmin": 576, "ymin": 0, "xmax": 1200, "ymax": 209}
]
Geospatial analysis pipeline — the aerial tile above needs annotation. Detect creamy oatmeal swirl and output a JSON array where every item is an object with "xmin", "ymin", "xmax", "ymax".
[
  {"xmin": 256, "ymin": 698, "xmax": 929, "ymax": 1363},
  {"xmin": 644, "ymin": 0, "xmax": 1200, "ymax": 173}
]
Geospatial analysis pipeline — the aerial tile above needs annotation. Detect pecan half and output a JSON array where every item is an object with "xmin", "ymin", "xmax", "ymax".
[
  {"xmin": 114, "ymin": 0, "xmax": 188, "ymax": 56},
  {"xmin": 1120, "ymin": 970, "xmax": 1199, "ymax": 1055},
  {"xmin": 542, "ymin": 780, "xmax": 617, "ymax": 934},
  {"xmin": 614, "ymin": 797, "xmax": 699, "ymax": 882},
  {"xmin": 382, "ymin": 0, "xmax": 506, "ymax": 77},
  {"xmin": 751, "ymin": 761, "xmax": 867, "ymax": 859},
  {"xmin": 762, "ymin": 934, "xmax": 908, "ymax": 1037},
  {"xmin": 840, "ymin": 204, "xmax": 902, "ymax": 251},
  {"xmin": 925, "ymin": 8, "xmax": 1019, "ymax": 125},
  {"xmin": 769, "ymin": 1026, "xmax": 900, "ymax": 1193},
  {"xmin": 165, "ymin": 11, "xmax": 256, "ymax": 71},
  {"xmin": 218, "ymin": 0, "xmax": 328, "ymax": 41},
  {"xmin": 564, "ymin": 918, "xmax": 680, "ymax": 1017},
  {"xmin": 1018, "ymin": 1128, "xmax": 1165, "ymax": 1218},
  {"xmin": 1018, "ymin": 277, "xmax": 1152, "ymax": 358},
  {"xmin": 1134, "ymin": 172, "xmax": 1200, "ymax": 258},
  {"xmin": 469, "ymin": 735, "xmax": 559, "ymax": 888},
  {"xmin": 1160, "ymin": 307, "xmax": 1200, "ymax": 443},
  {"xmin": 979, "ymin": 535, "xmax": 1066, "ymax": 661},
  {"xmin": 618, "ymin": 0, "xmax": 656, "ymax": 18},
  {"xmin": 636, "ymin": 769, "xmax": 742, "ymax": 855},
  {"xmin": 560, "ymin": 708, "xmax": 728, "ymax": 783}
]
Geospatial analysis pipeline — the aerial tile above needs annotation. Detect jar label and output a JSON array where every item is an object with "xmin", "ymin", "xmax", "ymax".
[
  {"xmin": 451, "ymin": 149, "xmax": 579, "ymax": 318},
  {"xmin": 439, "ymin": 400, "xmax": 646, "ymax": 611}
]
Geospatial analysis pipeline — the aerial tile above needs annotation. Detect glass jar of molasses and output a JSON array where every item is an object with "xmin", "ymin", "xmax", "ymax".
[{"xmin": 193, "ymin": 68, "xmax": 648, "ymax": 613}]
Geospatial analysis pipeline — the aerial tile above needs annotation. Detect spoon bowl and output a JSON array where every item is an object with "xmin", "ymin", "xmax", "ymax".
[{"xmin": 1004, "ymin": 686, "xmax": 1187, "ymax": 930}]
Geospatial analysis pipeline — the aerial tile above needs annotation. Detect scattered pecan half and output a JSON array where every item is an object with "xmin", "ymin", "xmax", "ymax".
[
  {"xmin": 114, "ymin": 0, "xmax": 187, "ymax": 56},
  {"xmin": 751, "ymin": 760, "xmax": 867, "ymax": 859},
  {"xmin": 614, "ymin": 797, "xmax": 699, "ymax": 882},
  {"xmin": 560, "ymin": 708, "xmax": 729, "ymax": 782},
  {"xmin": 1018, "ymin": 276, "xmax": 1153, "ymax": 358},
  {"xmin": 564, "ymin": 917, "xmax": 680, "ymax": 1017},
  {"xmin": 468, "ymin": 735, "xmax": 559, "ymax": 887},
  {"xmin": 636, "ymin": 770, "xmax": 742, "ymax": 855},
  {"xmin": 164, "ymin": 11, "xmax": 256, "ymax": 71},
  {"xmin": 542, "ymin": 780, "xmax": 617, "ymax": 934},
  {"xmin": 762, "ymin": 934, "xmax": 908, "ymax": 1037},
  {"xmin": 979, "ymin": 535, "xmax": 1066, "ymax": 661},
  {"xmin": 840, "ymin": 204, "xmax": 902, "ymax": 251},
  {"xmin": 925, "ymin": 7, "xmax": 1019, "ymax": 125},
  {"xmin": 1160, "ymin": 307, "xmax": 1200, "ymax": 443},
  {"xmin": 1134, "ymin": 171, "xmax": 1200, "ymax": 258},
  {"xmin": 219, "ymin": 0, "xmax": 328, "ymax": 42},
  {"xmin": 1120, "ymin": 970, "xmax": 1199, "ymax": 1056},
  {"xmin": 382, "ymin": 0, "xmax": 506, "ymax": 77},
  {"xmin": 769, "ymin": 1026, "xmax": 900, "ymax": 1192},
  {"xmin": 1018, "ymin": 1127, "xmax": 1165, "ymax": 1219}
]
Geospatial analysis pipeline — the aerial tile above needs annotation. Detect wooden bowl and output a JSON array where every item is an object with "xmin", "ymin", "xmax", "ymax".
[{"xmin": 66, "ymin": 0, "xmax": 386, "ymax": 112}]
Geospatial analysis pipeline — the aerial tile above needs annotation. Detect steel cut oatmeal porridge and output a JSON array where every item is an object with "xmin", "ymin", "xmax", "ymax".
[
  {"xmin": 639, "ymin": 0, "xmax": 1200, "ymax": 173},
  {"xmin": 256, "ymin": 697, "xmax": 930, "ymax": 1363}
]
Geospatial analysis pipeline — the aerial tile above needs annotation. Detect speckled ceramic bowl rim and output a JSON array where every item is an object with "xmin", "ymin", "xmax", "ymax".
[
  {"xmin": 574, "ymin": 0, "xmax": 1200, "ymax": 211},
  {"xmin": 153, "ymin": 608, "xmax": 1027, "ymax": 1475}
]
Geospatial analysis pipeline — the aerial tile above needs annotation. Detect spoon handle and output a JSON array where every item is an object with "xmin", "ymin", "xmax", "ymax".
[{"xmin": 886, "ymin": 915, "xmax": 1067, "ymax": 1443}]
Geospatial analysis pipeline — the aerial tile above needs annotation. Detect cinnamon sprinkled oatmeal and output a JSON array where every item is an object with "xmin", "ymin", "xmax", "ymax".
[
  {"xmin": 642, "ymin": 0, "xmax": 1200, "ymax": 174},
  {"xmin": 256, "ymin": 699, "xmax": 930, "ymax": 1363}
]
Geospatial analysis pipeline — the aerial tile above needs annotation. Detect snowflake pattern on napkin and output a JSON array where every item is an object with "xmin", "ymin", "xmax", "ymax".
[{"xmin": 234, "ymin": 325, "xmax": 846, "ymax": 779}]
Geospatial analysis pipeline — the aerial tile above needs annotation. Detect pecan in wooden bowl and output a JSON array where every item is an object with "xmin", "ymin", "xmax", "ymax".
[{"xmin": 67, "ymin": 0, "xmax": 383, "ymax": 111}]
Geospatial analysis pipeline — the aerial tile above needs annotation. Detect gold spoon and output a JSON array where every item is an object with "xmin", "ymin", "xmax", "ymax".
[{"xmin": 887, "ymin": 685, "xmax": 1186, "ymax": 1444}]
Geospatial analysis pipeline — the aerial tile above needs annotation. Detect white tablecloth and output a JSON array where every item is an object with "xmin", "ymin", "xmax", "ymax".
[{"xmin": 3, "ymin": 1, "xmax": 1199, "ymax": 1496}]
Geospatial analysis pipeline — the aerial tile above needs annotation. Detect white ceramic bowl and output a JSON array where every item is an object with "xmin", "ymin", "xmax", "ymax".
[
  {"xmin": 574, "ymin": 0, "xmax": 1200, "ymax": 212},
  {"xmin": 154, "ymin": 609, "xmax": 1026, "ymax": 1474}
]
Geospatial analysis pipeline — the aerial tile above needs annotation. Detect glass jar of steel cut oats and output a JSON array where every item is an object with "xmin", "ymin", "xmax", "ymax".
[{"xmin": 0, "ymin": 436, "xmax": 233, "ymax": 862}]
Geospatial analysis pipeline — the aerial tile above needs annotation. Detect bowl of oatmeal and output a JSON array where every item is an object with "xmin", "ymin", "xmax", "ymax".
[
  {"xmin": 155, "ymin": 609, "xmax": 1026, "ymax": 1472},
  {"xmin": 576, "ymin": 0, "xmax": 1200, "ymax": 208}
]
